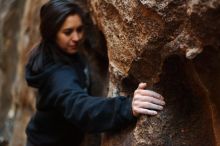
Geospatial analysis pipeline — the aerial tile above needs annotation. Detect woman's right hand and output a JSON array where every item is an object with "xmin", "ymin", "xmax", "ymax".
[{"xmin": 132, "ymin": 83, "xmax": 165, "ymax": 117}]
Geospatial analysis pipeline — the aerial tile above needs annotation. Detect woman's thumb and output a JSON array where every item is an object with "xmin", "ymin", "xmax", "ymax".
[{"xmin": 137, "ymin": 82, "xmax": 147, "ymax": 89}]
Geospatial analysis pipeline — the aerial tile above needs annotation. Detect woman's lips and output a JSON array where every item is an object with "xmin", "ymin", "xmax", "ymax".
[
  {"xmin": 69, "ymin": 44, "xmax": 77, "ymax": 49},
  {"xmin": 69, "ymin": 43, "xmax": 78, "ymax": 48}
]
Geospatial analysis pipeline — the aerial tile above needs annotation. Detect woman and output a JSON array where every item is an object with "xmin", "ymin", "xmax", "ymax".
[{"xmin": 25, "ymin": 0, "xmax": 165, "ymax": 146}]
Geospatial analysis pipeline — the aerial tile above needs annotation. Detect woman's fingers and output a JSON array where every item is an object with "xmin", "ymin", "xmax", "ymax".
[
  {"xmin": 132, "ymin": 83, "xmax": 165, "ymax": 117},
  {"xmin": 136, "ymin": 89, "xmax": 164, "ymax": 100},
  {"xmin": 134, "ymin": 95, "xmax": 165, "ymax": 106},
  {"xmin": 133, "ymin": 98, "xmax": 164, "ymax": 111},
  {"xmin": 133, "ymin": 108, "xmax": 158, "ymax": 115},
  {"xmin": 138, "ymin": 101, "xmax": 164, "ymax": 110}
]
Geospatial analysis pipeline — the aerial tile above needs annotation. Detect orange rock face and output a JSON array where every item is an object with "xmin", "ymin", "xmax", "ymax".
[{"xmin": 89, "ymin": 0, "xmax": 220, "ymax": 145}]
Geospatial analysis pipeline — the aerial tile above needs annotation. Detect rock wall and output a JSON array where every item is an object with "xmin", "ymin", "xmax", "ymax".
[{"xmin": 89, "ymin": 0, "xmax": 220, "ymax": 145}]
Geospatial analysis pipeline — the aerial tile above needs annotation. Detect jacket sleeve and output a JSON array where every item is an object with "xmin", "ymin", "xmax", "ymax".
[{"xmin": 39, "ymin": 66, "xmax": 137, "ymax": 133}]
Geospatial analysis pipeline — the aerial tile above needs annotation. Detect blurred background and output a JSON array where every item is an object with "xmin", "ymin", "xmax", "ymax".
[{"xmin": 0, "ymin": 1, "xmax": 46, "ymax": 145}]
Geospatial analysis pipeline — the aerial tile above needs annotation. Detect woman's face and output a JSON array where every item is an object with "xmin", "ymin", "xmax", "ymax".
[{"xmin": 56, "ymin": 14, "xmax": 84, "ymax": 54}]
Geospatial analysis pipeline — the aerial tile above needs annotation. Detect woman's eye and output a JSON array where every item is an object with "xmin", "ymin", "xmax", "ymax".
[
  {"xmin": 63, "ymin": 29, "xmax": 73, "ymax": 36},
  {"xmin": 76, "ymin": 26, "xmax": 84, "ymax": 33}
]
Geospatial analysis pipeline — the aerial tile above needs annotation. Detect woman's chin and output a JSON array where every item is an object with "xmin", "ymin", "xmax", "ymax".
[{"xmin": 66, "ymin": 48, "xmax": 78, "ymax": 54}]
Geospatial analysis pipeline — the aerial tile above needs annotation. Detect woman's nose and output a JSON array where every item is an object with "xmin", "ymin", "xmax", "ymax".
[{"xmin": 71, "ymin": 32, "xmax": 80, "ymax": 42}]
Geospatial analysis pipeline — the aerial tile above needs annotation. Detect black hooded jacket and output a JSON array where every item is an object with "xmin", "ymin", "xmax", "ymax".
[{"xmin": 25, "ymin": 53, "xmax": 136, "ymax": 146}]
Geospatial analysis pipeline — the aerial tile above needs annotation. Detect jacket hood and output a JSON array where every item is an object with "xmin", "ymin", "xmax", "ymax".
[
  {"xmin": 25, "ymin": 63, "xmax": 61, "ymax": 88},
  {"xmin": 25, "ymin": 52, "xmax": 83, "ymax": 88}
]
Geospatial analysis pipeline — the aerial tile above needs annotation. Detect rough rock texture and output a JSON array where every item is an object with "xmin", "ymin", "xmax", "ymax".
[{"xmin": 89, "ymin": 0, "xmax": 220, "ymax": 145}]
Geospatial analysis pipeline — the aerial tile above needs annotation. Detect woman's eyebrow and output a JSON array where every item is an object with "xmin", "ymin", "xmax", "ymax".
[
  {"xmin": 63, "ymin": 28, "xmax": 73, "ymax": 31},
  {"xmin": 63, "ymin": 25, "xmax": 84, "ymax": 30}
]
